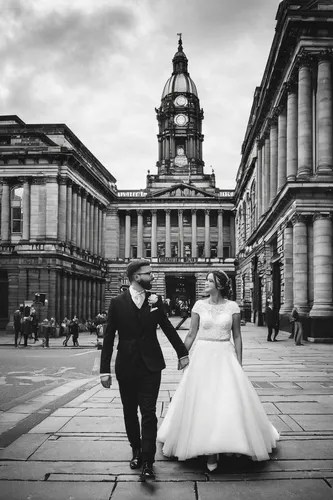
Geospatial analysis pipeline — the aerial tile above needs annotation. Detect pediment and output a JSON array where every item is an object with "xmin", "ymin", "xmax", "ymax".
[{"xmin": 149, "ymin": 183, "xmax": 217, "ymax": 199}]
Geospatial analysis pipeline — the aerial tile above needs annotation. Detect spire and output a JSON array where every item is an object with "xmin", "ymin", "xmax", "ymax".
[{"xmin": 172, "ymin": 33, "xmax": 188, "ymax": 75}]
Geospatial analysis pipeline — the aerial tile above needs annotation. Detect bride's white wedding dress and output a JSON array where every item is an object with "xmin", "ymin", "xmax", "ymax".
[{"xmin": 157, "ymin": 299, "xmax": 279, "ymax": 461}]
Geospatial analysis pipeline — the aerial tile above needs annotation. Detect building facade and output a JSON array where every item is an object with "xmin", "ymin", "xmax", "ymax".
[
  {"xmin": 234, "ymin": 0, "xmax": 333, "ymax": 341},
  {"xmin": 0, "ymin": 38, "xmax": 236, "ymax": 328},
  {"xmin": 104, "ymin": 37, "xmax": 236, "ymax": 306},
  {"xmin": 0, "ymin": 116, "xmax": 117, "ymax": 328}
]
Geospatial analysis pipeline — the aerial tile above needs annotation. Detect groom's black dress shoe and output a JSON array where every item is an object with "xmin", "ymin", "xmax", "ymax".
[
  {"xmin": 130, "ymin": 449, "xmax": 142, "ymax": 469},
  {"xmin": 140, "ymin": 462, "xmax": 155, "ymax": 480}
]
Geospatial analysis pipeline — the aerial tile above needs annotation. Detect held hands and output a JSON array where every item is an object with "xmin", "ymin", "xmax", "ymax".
[
  {"xmin": 100, "ymin": 374, "xmax": 111, "ymax": 388},
  {"xmin": 178, "ymin": 356, "xmax": 189, "ymax": 371}
]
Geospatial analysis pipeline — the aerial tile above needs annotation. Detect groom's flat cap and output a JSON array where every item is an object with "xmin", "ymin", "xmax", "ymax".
[{"xmin": 127, "ymin": 259, "xmax": 151, "ymax": 280}]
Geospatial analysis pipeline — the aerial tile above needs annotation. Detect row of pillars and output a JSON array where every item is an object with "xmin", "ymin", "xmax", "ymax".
[
  {"xmin": 58, "ymin": 272, "xmax": 105, "ymax": 321},
  {"xmin": 123, "ymin": 208, "xmax": 234, "ymax": 259},
  {"xmin": 281, "ymin": 212, "xmax": 333, "ymax": 318},
  {"xmin": 257, "ymin": 53, "xmax": 333, "ymax": 217},
  {"xmin": 0, "ymin": 177, "xmax": 106, "ymax": 258},
  {"xmin": 158, "ymin": 134, "xmax": 203, "ymax": 162}
]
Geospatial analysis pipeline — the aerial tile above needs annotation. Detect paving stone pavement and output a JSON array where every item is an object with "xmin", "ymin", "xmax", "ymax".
[{"xmin": 0, "ymin": 322, "xmax": 333, "ymax": 499}]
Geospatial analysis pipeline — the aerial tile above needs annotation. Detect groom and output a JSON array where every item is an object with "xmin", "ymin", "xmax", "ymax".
[{"xmin": 100, "ymin": 259, "xmax": 189, "ymax": 480}]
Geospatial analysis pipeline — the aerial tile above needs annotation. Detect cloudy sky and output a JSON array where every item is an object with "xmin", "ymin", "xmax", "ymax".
[{"xmin": 1, "ymin": 0, "xmax": 280, "ymax": 190}]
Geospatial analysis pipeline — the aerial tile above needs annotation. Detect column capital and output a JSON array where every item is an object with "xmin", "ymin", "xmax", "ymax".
[
  {"xmin": 151, "ymin": 209, "xmax": 157, "ymax": 215},
  {"xmin": 66, "ymin": 179, "xmax": 73, "ymax": 187},
  {"xmin": 296, "ymin": 52, "xmax": 315, "ymax": 69},
  {"xmin": 80, "ymin": 189, "xmax": 87, "ymax": 199},
  {"xmin": 72, "ymin": 184, "xmax": 80, "ymax": 194},
  {"xmin": 58, "ymin": 176, "xmax": 68, "ymax": 186},
  {"xmin": 44, "ymin": 176, "xmax": 58, "ymax": 184},
  {"xmin": 291, "ymin": 212, "xmax": 308, "ymax": 226},
  {"xmin": 137, "ymin": 209, "xmax": 143, "ymax": 215},
  {"xmin": 165, "ymin": 208, "xmax": 171, "ymax": 215},
  {"xmin": 205, "ymin": 208, "xmax": 210, "ymax": 215},
  {"xmin": 191, "ymin": 208, "xmax": 197, "ymax": 215},
  {"xmin": 317, "ymin": 48, "xmax": 333, "ymax": 63},
  {"xmin": 218, "ymin": 208, "xmax": 224, "ymax": 215},
  {"xmin": 284, "ymin": 79, "xmax": 298, "ymax": 95},
  {"xmin": 256, "ymin": 136, "xmax": 265, "ymax": 148},
  {"xmin": 178, "ymin": 209, "xmax": 183, "ymax": 215},
  {"xmin": 313, "ymin": 212, "xmax": 333, "ymax": 222},
  {"xmin": 31, "ymin": 177, "xmax": 46, "ymax": 185},
  {"xmin": 0, "ymin": 178, "xmax": 10, "ymax": 186},
  {"xmin": 125, "ymin": 210, "xmax": 131, "ymax": 216}
]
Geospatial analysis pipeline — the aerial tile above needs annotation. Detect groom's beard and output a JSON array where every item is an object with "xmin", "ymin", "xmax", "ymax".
[{"xmin": 140, "ymin": 281, "xmax": 153, "ymax": 291}]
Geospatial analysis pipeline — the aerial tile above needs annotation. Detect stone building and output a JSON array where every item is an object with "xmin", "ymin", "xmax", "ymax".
[
  {"xmin": 104, "ymin": 37, "xmax": 236, "ymax": 305},
  {"xmin": 234, "ymin": 0, "xmax": 333, "ymax": 341},
  {"xmin": 0, "ymin": 115, "xmax": 117, "ymax": 328},
  {"xmin": 0, "ymin": 38, "xmax": 236, "ymax": 328}
]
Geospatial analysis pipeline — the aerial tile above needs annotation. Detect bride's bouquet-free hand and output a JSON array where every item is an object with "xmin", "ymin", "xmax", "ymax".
[{"xmin": 148, "ymin": 293, "xmax": 159, "ymax": 312}]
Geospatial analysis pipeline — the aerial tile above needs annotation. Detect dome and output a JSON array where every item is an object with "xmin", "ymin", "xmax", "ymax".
[{"xmin": 162, "ymin": 73, "xmax": 198, "ymax": 98}]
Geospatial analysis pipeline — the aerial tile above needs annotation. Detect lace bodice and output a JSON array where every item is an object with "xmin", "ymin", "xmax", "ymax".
[{"xmin": 192, "ymin": 299, "xmax": 240, "ymax": 341}]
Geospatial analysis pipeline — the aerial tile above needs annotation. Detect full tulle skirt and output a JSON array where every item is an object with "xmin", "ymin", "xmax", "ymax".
[{"xmin": 157, "ymin": 340, "xmax": 279, "ymax": 461}]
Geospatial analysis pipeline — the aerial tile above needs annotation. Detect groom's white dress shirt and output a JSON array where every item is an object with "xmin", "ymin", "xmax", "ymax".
[{"xmin": 129, "ymin": 286, "xmax": 146, "ymax": 309}]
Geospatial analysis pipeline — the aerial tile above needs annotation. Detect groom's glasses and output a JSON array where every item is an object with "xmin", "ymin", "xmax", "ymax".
[{"xmin": 137, "ymin": 272, "xmax": 154, "ymax": 276}]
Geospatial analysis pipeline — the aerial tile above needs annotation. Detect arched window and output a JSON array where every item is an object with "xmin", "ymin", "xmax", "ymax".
[
  {"xmin": 250, "ymin": 180, "xmax": 256, "ymax": 231},
  {"xmin": 11, "ymin": 186, "xmax": 23, "ymax": 233}
]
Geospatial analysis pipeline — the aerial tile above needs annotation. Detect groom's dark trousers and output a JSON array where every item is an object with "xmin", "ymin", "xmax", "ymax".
[{"xmin": 100, "ymin": 289, "xmax": 188, "ymax": 463}]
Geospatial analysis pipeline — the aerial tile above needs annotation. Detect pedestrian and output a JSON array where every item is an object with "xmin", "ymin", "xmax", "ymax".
[
  {"xmin": 70, "ymin": 316, "xmax": 80, "ymax": 347},
  {"xmin": 265, "ymin": 299, "xmax": 279, "ymax": 342},
  {"xmin": 290, "ymin": 307, "xmax": 304, "ymax": 346},
  {"xmin": 157, "ymin": 271, "xmax": 279, "ymax": 471},
  {"xmin": 100, "ymin": 259, "xmax": 189, "ymax": 481},
  {"xmin": 175, "ymin": 299, "xmax": 190, "ymax": 329},
  {"xmin": 13, "ymin": 308, "xmax": 22, "ymax": 347},
  {"xmin": 30, "ymin": 308, "xmax": 39, "ymax": 342},
  {"xmin": 22, "ymin": 315, "xmax": 32, "ymax": 347},
  {"xmin": 41, "ymin": 318, "xmax": 50, "ymax": 348}
]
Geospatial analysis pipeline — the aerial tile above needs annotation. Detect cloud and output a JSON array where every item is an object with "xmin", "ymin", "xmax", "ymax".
[{"xmin": 0, "ymin": 0, "xmax": 281, "ymax": 191}]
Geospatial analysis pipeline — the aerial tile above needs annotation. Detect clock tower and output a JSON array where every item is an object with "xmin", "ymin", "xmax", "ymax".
[{"xmin": 148, "ymin": 35, "xmax": 215, "ymax": 192}]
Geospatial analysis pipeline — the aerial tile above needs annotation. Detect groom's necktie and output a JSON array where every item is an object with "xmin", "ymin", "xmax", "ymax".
[{"xmin": 133, "ymin": 290, "xmax": 146, "ymax": 309}]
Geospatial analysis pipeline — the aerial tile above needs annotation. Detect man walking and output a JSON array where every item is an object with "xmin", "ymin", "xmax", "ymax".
[
  {"xmin": 265, "ymin": 299, "xmax": 279, "ymax": 342},
  {"xmin": 100, "ymin": 259, "xmax": 189, "ymax": 481},
  {"xmin": 13, "ymin": 308, "xmax": 22, "ymax": 347}
]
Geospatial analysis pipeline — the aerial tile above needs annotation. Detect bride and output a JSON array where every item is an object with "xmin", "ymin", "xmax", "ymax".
[{"xmin": 157, "ymin": 270, "xmax": 279, "ymax": 471}]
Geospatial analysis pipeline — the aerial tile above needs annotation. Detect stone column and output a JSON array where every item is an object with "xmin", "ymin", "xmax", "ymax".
[
  {"xmin": 89, "ymin": 199, "xmax": 94, "ymax": 253},
  {"xmin": 125, "ymin": 211, "xmax": 131, "ymax": 259},
  {"xmin": 309, "ymin": 214, "xmax": 333, "ymax": 331},
  {"xmin": 94, "ymin": 202, "xmax": 99, "ymax": 255},
  {"xmin": 86, "ymin": 197, "xmax": 91, "ymax": 251},
  {"xmin": 298, "ymin": 59, "xmax": 313, "ymax": 178},
  {"xmin": 68, "ymin": 274, "xmax": 73, "ymax": 319},
  {"xmin": 217, "ymin": 209, "xmax": 224, "ymax": 258},
  {"xmin": 76, "ymin": 189, "xmax": 82, "ymax": 248},
  {"xmin": 98, "ymin": 206, "xmax": 103, "ymax": 256},
  {"xmin": 191, "ymin": 209, "xmax": 197, "ymax": 258},
  {"xmin": 263, "ymin": 135, "xmax": 270, "ymax": 212},
  {"xmin": 82, "ymin": 279, "xmax": 87, "ymax": 320},
  {"xmin": 0, "ymin": 180, "xmax": 10, "ymax": 241},
  {"xmin": 230, "ymin": 211, "xmax": 235, "ymax": 257},
  {"xmin": 178, "ymin": 209, "xmax": 184, "ymax": 258},
  {"xmin": 22, "ymin": 179, "xmax": 31, "ymax": 240},
  {"xmin": 317, "ymin": 55, "xmax": 333, "ymax": 176},
  {"xmin": 151, "ymin": 209, "xmax": 157, "ymax": 258},
  {"xmin": 81, "ymin": 192, "xmax": 87, "ymax": 250},
  {"xmin": 286, "ymin": 83, "xmax": 298, "ymax": 180},
  {"xmin": 269, "ymin": 119, "xmax": 278, "ymax": 203},
  {"xmin": 71, "ymin": 186, "xmax": 78, "ymax": 246},
  {"xmin": 46, "ymin": 177, "xmax": 59, "ymax": 240},
  {"xmin": 158, "ymin": 138, "xmax": 163, "ymax": 162},
  {"xmin": 137, "ymin": 210, "xmax": 143, "ymax": 258},
  {"xmin": 62, "ymin": 272, "xmax": 68, "ymax": 317},
  {"xmin": 277, "ymin": 107, "xmax": 287, "ymax": 191},
  {"xmin": 165, "ymin": 209, "xmax": 171, "ymax": 258},
  {"xmin": 30, "ymin": 178, "xmax": 45, "ymax": 240},
  {"xmin": 73, "ymin": 276, "xmax": 78, "ymax": 316},
  {"xmin": 58, "ymin": 177, "xmax": 67, "ymax": 242},
  {"xmin": 256, "ymin": 141, "xmax": 263, "ymax": 219},
  {"xmin": 292, "ymin": 213, "xmax": 309, "ymax": 314},
  {"xmin": 92, "ymin": 281, "xmax": 97, "ymax": 318},
  {"xmin": 101, "ymin": 209, "xmax": 106, "ymax": 258},
  {"xmin": 280, "ymin": 223, "xmax": 294, "ymax": 316},
  {"xmin": 204, "ymin": 209, "xmax": 210, "ymax": 258}
]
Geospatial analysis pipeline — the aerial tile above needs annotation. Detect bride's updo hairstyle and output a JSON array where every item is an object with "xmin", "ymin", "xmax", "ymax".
[{"xmin": 209, "ymin": 270, "xmax": 231, "ymax": 298}]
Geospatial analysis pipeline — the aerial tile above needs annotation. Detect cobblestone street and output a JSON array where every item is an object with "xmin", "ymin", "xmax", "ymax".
[{"xmin": 0, "ymin": 322, "xmax": 333, "ymax": 499}]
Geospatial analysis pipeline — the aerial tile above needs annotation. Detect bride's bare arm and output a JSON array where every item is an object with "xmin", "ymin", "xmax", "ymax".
[
  {"xmin": 184, "ymin": 312, "xmax": 200, "ymax": 352},
  {"xmin": 232, "ymin": 313, "xmax": 243, "ymax": 366}
]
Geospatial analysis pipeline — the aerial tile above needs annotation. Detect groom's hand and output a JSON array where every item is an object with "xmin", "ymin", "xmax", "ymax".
[
  {"xmin": 100, "ymin": 374, "xmax": 111, "ymax": 388},
  {"xmin": 178, "ymin": 356, "xmax": 189, "ymax": 370}
]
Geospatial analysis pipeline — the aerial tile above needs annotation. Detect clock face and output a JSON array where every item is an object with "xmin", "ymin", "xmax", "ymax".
[
  {"xmin": 175, "ymin": 95, "xmax": 188, "ymax": 107},
  {"xmin": 174, "ymin": 114, "xmax": 188, "ymax": 126},
  {"xmin": 177, "ymin": 146, "xmax": 185, "ymax": 155}
]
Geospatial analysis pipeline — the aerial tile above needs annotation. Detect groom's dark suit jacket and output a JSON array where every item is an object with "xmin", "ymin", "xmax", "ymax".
[{"xmin": 100, "ymin": 290, "xmax": 188, "ymax": 376}]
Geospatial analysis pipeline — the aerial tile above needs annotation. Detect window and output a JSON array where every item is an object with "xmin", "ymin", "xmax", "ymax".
[
  {"xmin": 197, "ymin": 242, "xmax": 204, "ymax": 258},
  {"xmin": 11, "ymin": 186, "xmax": 23, "ymax": 233},
  {"xmin": 223, "ymin": 246, "xmax": 230, "ymax": 259},
  {"xmin": 171, "ymin": 242, "xmax": 178, "ymax": 257},
  {"xmin": 131, "ymin": 246, "xmax": 137, "ymax": 258},
  {"xmin": 144, "ymin": 214, "xmax": 151, "ymax": 226},
  {"xmin": 210, "ymin": 242, "xmax": 217, "ymax": 258},
  {"xmin": 157, "ymin": 242, "xmax": 165, "ymax": 257},
  {"xmin": 210, "ymin": 211, "xmax": 217, "ymax": 227},
  {"xmin": 145, "ymin": 242, "xmax": 151, "ymax": 258},
  {"xmin": 184, "ymin": 243, "xmax": 191, "ymax": 257},
  {"xmin": 183, "ymin": 211, "xmax": 191, "ymax": 226}
]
